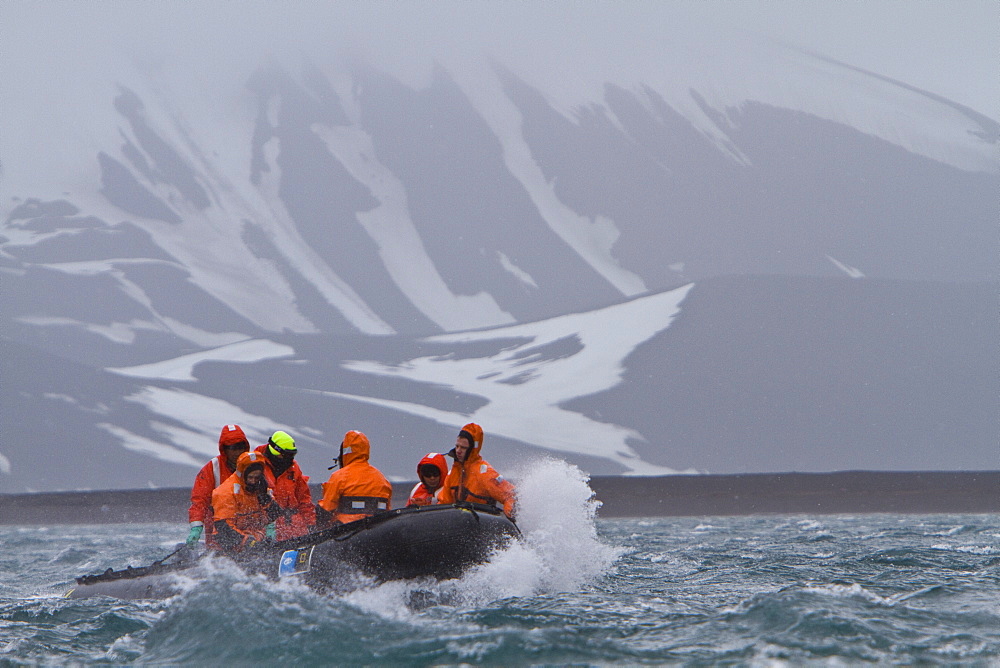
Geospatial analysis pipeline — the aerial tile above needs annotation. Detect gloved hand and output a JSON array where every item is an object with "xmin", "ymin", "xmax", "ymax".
[
  {"xmin": 266, "ymin": 522, "xmax": 277, "ymax": 540},
  {"xmin": 186, "ymin": 523, "xmax": 204, "ymax": 546},
  {"xmin": 263, "ymin": 498, "xmax": 282, "ymax": 522}
]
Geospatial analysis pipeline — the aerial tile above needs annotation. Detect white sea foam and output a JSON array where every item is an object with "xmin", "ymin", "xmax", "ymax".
[
  {"xmin": 801, "ymin": 582, "xmax": 904, "ymax": 607},
  {"xmin": 343, "ymin": 458, "xmax": 621, "ymax": 615}
]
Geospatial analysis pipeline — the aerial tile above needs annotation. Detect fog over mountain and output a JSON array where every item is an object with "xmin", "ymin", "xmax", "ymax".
[{"xmin": 1, "ymin": 2, "xmax": 997, "ymax": 493}]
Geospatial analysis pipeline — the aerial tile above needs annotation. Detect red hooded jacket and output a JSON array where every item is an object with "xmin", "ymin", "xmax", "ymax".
[
  {"xmin": 319, "ymin": 431, "xmax": 392, "ymax": 524},
  {"xmin": 406, "ymin": 452, "xmax": 449, "ymax": 507},
  {"xmin": 188, "ymin": 424, "xmax": 248, "ymax": 545}
]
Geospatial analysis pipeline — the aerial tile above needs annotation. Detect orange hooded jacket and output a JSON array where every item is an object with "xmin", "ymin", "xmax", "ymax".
[
  {"xmin": 212, "ymin": 451, "xmax": 278, "ymax": 552},
  {"xmin": 406, "ymin": 452, "xmax": 449, "ymax": 507},
  {"xmin": 189, "ymin": 424, "xmax": 248, "ymax": 545},
  {"xmin": 253, "ymin": 444, "xmax": 315, "ymax": 539},
  {"xmin": 318, "ymin": 431, "xmax": 392, "ymax": 524},
  {"xmin": 438, "ymin": 423, "xmax": 516, "ymax": 518}
]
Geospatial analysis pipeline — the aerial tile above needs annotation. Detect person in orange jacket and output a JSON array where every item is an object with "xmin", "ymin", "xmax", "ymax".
[
  {"xmin": 253, "ymin": 430, "xmax": 315, "ymax": 539},
  {"xmin": 211, "ymin": 450, "xmax": 282, "ymax": 554},
  {"xmin": 187, "ymin": 424, "xmax": 251, "ymax": 547},
  {"xmin": 406, "ymin": 452, "xmax": 448, "ymax": 507},
  {"xmin": 317, "ymin": 430, "xmax": 392, "ymax": 527},
  {"xmin": 438, "ymin": 423, "xmax": 516, "ymax": 519}
]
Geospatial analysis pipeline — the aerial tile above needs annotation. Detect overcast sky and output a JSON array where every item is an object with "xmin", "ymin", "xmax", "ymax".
[{"xmin": 1, "ymin": 0, "xmax": 997, "ymax": 119}]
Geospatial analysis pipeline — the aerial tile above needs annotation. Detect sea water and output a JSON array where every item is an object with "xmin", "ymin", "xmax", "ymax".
[{"xmin": 1, "ymin": 460, "xmax": 998, "ymax": 665}]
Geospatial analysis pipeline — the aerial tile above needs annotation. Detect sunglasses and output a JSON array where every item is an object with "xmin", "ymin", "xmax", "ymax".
[{"xmin": 223, "ymin": 443, "xmax": 250, "ymax": 451}]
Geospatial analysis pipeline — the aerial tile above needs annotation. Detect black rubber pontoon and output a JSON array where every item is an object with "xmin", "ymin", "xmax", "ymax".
[{"xmin": 66, "ymin": 503, "xmax": 519, "ymax": 600}]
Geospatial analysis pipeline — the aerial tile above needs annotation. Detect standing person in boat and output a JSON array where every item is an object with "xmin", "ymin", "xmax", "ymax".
[
  {"xmin": 439, "ymin": 423, "xmax": 517, "ymax": 520},
  {"xmin": 316, "ymin": 430, "xmax": 392, "ymax": 527},
  {"xmin": 406, "ymin": 452, "xmax": 449, "ymax": 507},
  {"xmin": 254, "ymin": 430, "xmax": 315, "ymax": 539},
  {"xmin": 211, "ymin": 450, "xmax": 282, "ymax": 554},
  {"xmin": 187, "ymin": 424, "xmax": 251, "ymax": 547}
]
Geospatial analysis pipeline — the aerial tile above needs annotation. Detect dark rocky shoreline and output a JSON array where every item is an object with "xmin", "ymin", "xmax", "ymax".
[{"xmin": 1, "ymin": 471, "xmax": 997, "ymax": 525}]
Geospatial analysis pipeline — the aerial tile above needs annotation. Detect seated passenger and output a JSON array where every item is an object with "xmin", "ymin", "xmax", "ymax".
[
  {"xmin": 406, "ymin": 452, "xmax": 449, "ymax": 507},
  {"xmin": 254, "ymin": 430, "xmax": 315, "ymax": 539},
  {"xmin": 438, "ymin": 423, "xmax": 516, "ymax": 519},
  {"xmin": 211, "ymin": 451, "xmax": 281, "ymax": 553},
  {"xmin": 317, "ymin": 430, "xmax": 392, "ymax": 527},
  {"xmin": 187, "ymin": 424, "xmax": 250, "ymax": 547}
]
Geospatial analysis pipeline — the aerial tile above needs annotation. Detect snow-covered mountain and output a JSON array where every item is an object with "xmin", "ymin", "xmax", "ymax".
[{"xmin": 1, "ymin": 4, "xmax": 997, "ymax": 492}]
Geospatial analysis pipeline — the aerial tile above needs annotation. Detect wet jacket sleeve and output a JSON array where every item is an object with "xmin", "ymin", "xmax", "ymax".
[
  {"xmin": 213, "ymin": 518, "xmax": 251, "ymax": 551},
  {"xmin": 484, "ymin": 470, "xmax": 516, "ymax": 518},
  {"xmin": 278, "ymin": 472, "xmax": 315, "ymax": 537},
  {"xmin": 318, "ymin": 473, "xmax": 343, "ymax": 513},
  {"xmin": 188, "ymin": 462, "xmax": 216, "ymax": 524},
  {"xmin": 211, "ymin": 484, "xmax": 237, "ymax": 523},
  {"xmin": 294, "ymin": 472, "xmax": 316, "ymax": 525},
  {"xmin": 441, "ymin": 462, "xmax": 516, "ymax": 518},
  {"xmin": 211, "ymin": 485, "xmax": 250, "ymax": 551}
]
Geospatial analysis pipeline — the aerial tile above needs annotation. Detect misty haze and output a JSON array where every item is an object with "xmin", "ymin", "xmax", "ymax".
[{"xmin": 0, "ymin": 1, "xmax": 996, "ymax": 493}]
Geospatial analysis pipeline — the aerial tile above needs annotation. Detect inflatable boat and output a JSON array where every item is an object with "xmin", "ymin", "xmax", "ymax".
[{"xmin": 66, "ymin": 503, "xmax": 519, "ymax": 600}]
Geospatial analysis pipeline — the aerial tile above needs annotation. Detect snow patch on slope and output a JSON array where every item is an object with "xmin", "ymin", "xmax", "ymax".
[
  {"xmin": 497, "ymin": 251, "xmax": 538, "ymax": 289},
  {"xmin": 97, "ymin": 422, "xmax": 204, "ymax": 467},
  {"xmin": 452, "ymin": 61, "xmax": 650, "ymax": 297},
  {"xmin": 329, "ymin": 284, "xmax": 694, "ymax": 473},
  {"xmin": 119, "ymin": 387, "xmax": 300, "ymax": 461},
  {"xmin": 108, "ymin": 339, "xmax": 294, "ymax": 381},
  {"xmin": 826, "ymin": 255, "xmax": 865, "ymax": 279},
  {"xmin": 311, "ymin": 123, "xmax": 515, "ymax": 330}
]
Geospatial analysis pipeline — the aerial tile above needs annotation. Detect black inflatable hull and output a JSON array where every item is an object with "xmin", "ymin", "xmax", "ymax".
[
  {"xmin": 288, "ymin": 503, "xmax": 519, "ymax": 587},
  {"xmin": 67, "ymin": 504, "xmax": 518, "ymax": 600}
]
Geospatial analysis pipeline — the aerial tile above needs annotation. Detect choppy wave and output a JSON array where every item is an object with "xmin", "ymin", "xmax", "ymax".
[{"xmin": 2, "ymin": 466, "xmax": 999, "ymax": 664}]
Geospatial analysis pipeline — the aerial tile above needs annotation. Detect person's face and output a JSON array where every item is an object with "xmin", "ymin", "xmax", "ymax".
[
  {"xmin": 244, "ymin": 468, "xmax": 265, "ymax": 490},
  {"xmin": 420, "ymin": 468, "xmax": 441, "ymax": 490},
  {"xmin": 224, "ymin": 442, "xmax": 249, "ymax": 467},
  {"xmin": 270, "ymin": 447, "xmax": 295, "ymax": 468},
  {"xmin": 454, "ymin": 437, "xmax": 471, "ymax": 463}
]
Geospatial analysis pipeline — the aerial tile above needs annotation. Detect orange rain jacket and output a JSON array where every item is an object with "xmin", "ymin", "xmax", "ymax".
[
  {"xmin": 318, "ymin": 431, "xmax": 392, "ymax": 524},
  {"xmin": 212, "ymin": 451, "xmax": 278, "ymax": 552},
  {"xmin": 188, "ymin": 424, "xmax": 247, "ymax": 546},
  {"xmin": 406, "ymin": 452, "xmax": 449, "ymax": 507},
  {"xmin": 439, "ymin": 423, "xmax": 516, "ymax": 518},
  {"xmin": 253, "ymin": 444, "xmax": 315, "ymax": 539}
]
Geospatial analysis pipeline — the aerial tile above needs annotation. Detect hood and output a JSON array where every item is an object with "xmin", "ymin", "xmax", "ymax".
[
  {"xmin": 457, "ymin": 422, "xmax": 484, "ymax": 463},
  {"xmin": 341, "ymin": 430, "xmax": 371, "ymax": 466},
  {"xmin": 235, "ymin": 450, "xmax": 268, "ymax": 479},
  {"xmin": 218, "ymin": 424, "xmax": 248, "ymax": 456},
  {"xmin": 417, "ymin": 452, "xmax": 449, "ymax": 480}
]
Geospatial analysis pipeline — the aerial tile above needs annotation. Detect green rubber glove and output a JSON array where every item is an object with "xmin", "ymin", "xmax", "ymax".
[
  {"xmin": 186, "ymin": 524, "xmax": 203, "ymax": 546},
  {"xmin": 266, "ymin": 522, "xmax": 277, "ymax": 540}
]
